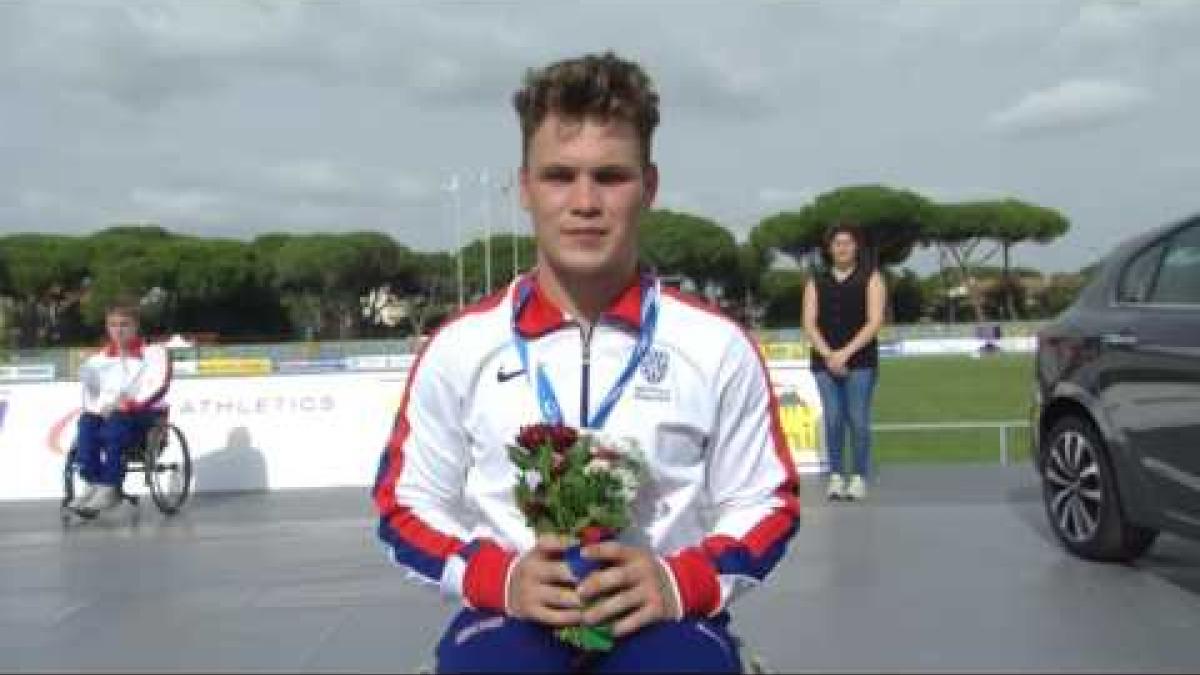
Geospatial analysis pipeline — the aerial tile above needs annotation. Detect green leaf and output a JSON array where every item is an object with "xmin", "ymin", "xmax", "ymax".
[
  {"xmin": 568, "ymin": 438, "xmax": 590, "ymax": 469},
  {"xmin": 555, "ymin": 625, "xmax": 614, "ymax": 652},
  {"xmin": 507, "ymin": 445, "xmax": 533, "ymax": 470},
  {"xmin": 555, "ymin": 626, "xmax": 584, "ymax": 650},
  {"xmin": 580, "ymin": 625, "xmax": 614, "ymax": 651}
]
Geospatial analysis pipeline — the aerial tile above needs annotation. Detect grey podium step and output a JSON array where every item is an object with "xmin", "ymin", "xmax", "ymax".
[{"xmin": 2, "ymin": 465, "xmax": 1198, "ymax": 672}]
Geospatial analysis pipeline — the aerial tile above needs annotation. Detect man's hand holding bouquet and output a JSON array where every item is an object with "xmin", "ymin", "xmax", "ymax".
[{"xmin": 506, "ymin": 423, "xmax": 678, "ymax": 652}]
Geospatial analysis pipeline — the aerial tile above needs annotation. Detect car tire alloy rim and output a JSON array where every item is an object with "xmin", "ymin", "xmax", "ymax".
[{"xmin": 1045, "ymin": 429, "xmax": 1103, "ymax": 543}]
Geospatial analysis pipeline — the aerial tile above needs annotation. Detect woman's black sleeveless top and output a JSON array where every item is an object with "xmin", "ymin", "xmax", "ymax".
[{"xmin": 810, "ymin": 266, "xmax": 878, "ymax": 371}]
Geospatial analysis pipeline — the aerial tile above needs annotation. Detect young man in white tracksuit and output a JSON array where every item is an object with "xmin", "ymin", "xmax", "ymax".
[
  {"xmin": 69, "ymin": 303, "xmax": 172, "ymax": 514},
  {"xmin": 372, "ymin": 52, "xmax": 799, "ymax": 673}
]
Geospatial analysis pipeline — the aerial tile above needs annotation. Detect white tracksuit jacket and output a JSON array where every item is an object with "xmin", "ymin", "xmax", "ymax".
[
  {"xmin": 372, "ymin": 272, "xmax": 799, "ymax": 617},
  {"xmin": 79, "ymin": 338, "xmax": 172, "ymax": 415}
]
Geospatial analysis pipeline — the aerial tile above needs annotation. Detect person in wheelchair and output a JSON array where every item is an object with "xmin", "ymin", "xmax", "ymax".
[{"xmin": 67, "ymin": 301, "xmax": 172, "ymax": 515}]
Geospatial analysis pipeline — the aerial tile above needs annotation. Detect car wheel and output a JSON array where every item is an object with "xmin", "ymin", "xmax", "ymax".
[{"xmin": 1041, "ymin": 415, "xmax": 1158, "ymax": 562}]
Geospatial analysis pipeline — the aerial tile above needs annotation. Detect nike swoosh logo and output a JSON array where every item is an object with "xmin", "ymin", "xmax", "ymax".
[{"xmin": 497, "ymin": 367, "xmax": 526, "ymax": 383}]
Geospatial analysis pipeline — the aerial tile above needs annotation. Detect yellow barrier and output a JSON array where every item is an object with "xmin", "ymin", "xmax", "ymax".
[
  {"xmin": 775, "ymin": 387, "xmax": 821, "ymax": 470},
  {"xmin": 758, "ymin": 341, "xmax": 811, "ymax": 361},
  {"xmin": 196, "ymin": 358, "xmax": 273, "ymax": 376}
]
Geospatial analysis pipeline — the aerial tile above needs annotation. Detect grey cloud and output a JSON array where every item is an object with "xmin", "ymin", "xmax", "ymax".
[
  {"xmin": 1, "ymin": 2, "xmax": 531, "ymax": 112},
  {"xmin": 987, "ymin": 78, "xmax": 1151, "ymax": 137},
  {"xmin": 1057, "ymin": 0, "xmax": 1200, "ymax": 49},
  {"xmin": 3, "ymin": 0, "xmax": 1199, "ymax": 275},
  {"xmin": 256, "ymin": 159, "xmax": 434, "ymax": 205},
  {"xmin": 129, "ymin": 186, "xmax": 228, "ymax": 221},
  {"xmin": 757, "ymin": 188, "xmax": 818, "ymax": 208},
  {"xmin": 2, "ymin": 2, "xmax": 802, "ymax": 118}
]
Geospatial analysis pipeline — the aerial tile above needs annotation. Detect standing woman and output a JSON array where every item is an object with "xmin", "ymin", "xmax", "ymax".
[{"xmin": 803, "ymin": 223, "xmax": 887, "ymax": 501}]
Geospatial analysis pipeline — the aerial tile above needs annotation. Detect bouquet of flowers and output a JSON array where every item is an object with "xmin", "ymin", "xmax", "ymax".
[{"xmin": 508, "ymin": 423, "xmax": 644, "ymax": 652}]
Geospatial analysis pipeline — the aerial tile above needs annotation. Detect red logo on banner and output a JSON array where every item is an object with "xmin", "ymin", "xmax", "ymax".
[{"xmin": 46, "ymin": 408, "xmax": 81, "ymax": 456}]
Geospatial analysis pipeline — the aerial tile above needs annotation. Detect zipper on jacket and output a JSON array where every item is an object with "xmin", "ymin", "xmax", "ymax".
[{"xmin": 580, "ymin": 323, "xmax": 593, "ymax": 427}]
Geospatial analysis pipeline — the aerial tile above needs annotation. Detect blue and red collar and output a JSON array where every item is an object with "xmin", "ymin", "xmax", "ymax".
[{"xmin": 513, "ymin": 271, "xmax": 650, "ymax": 338}]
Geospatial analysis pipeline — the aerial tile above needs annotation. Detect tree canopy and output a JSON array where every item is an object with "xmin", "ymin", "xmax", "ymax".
[
  {"xmin": 639, "ymin": 209, "xmax": 740, "ymax": 295},
  {"xmin": 0, "ymin": 185, "xmax": 1075, "ymax": 348},
  {"xmin": 751, "ymin": 185, "xmax": 934, "ymax": 267}
]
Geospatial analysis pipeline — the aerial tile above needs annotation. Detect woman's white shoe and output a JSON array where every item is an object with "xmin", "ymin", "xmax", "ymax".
[
  {"xmin": 826, "ymin": 474, "xmax": 845, "ymax": 501},
  {"xmin": 846, "ymin": 475, "xmax": 867, "ymax": 501}
]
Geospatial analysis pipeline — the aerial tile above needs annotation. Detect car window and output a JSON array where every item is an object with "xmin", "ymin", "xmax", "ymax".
[
  {"xmin": 1150, "ymin": 224, "xmax": 1200, "ymax": 305},
  {"xmin": 1118, "ymin": 241, "xmax": 1165, "ymax": 304}
]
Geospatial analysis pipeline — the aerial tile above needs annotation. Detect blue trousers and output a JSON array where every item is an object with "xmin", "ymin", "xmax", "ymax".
[
  {"xmin": 435, "ymin": 609, "xmax": 741, "ymax": 673},
  {"xmin": 75, "ymin": 412, "xmax": 156, "ymax": 486},
  {"xmin": 814, "ymin": 367, "xmax": 878, "ymax": 478}
]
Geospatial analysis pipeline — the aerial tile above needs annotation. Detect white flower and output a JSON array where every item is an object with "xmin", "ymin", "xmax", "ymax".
[
  {"xmin": 522, "ymin": 469, "xmax": 542, "ymax": 491},
  {"xmin": 616, "ymin": 436, "xmax": 646, "ymax": 467},
  {"xmin": 612, "ymin": 465, "xmax": 639, "ymax": 504},
  {"xmin": 589, "ymin": 434, "xmax": 644, "ymax": 463},
  {"xmin": 585, "ymin": 457, "xmax": 613, "ymax": 475}
]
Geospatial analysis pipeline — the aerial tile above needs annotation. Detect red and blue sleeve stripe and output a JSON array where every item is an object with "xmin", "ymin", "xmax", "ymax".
[
  {"xmin": 371, "ymin": 339, "xmax": 465, "ymax": 585},
  {"xmin": 667, "ymin": 504, "xmax": 799, "ymax": 617},
  {"xmin": 661, "ymin": 293, "xmax": 801, "ymax": 616},
  {"xmin": 701, "ymin": 331, "xmax": 801, "ymax": 582},
  {"xmin": 703, "ymin": 510, "xmax": 798, "ymax": 582},
  {"xmin": 370, "ymin": 291, "xmax": 515, "ymax": 610}
]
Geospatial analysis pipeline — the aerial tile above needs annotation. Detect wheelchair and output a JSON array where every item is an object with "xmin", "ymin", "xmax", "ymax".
[{"xmin": 61, "ymin": 409, "xmax": 193, "ymax": 522}]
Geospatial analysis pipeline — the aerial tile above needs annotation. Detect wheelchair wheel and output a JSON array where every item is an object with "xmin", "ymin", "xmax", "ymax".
[
  {"xmin": 62, "ymin": 444, "xmax": 79, "ymax": 509},
  {"xmin": 145, "ymin": 423, "xmax": 192, "ymax": 515},
  {"xmin": 61, "ymin": 444, "xmax": 87, "ymax": 518}
]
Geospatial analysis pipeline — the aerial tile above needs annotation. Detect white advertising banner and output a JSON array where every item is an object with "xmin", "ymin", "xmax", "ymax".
[
  {"xmin": 0, "ymin": 361, "xmax": 824, "ymax": 502},
  {"xmin": 0, "ymin": 371, "xmax": 411, "ymax": 501},
  {"xmin": 0, "ymin": 363, "xmax": 56, "ymax": 382},
  {"xmin": 766, "ymin": 360, "xmax": 825, "ymax": 473},
  {"xmin": 1, "ymin": 382, "xmax": 85, "ymax": 501},
  {"xmin": 895, "ymin": 336, "xmax": 1036, "ymax": 356}
]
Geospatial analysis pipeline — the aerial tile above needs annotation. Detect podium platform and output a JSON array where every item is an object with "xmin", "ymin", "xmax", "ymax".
[{"xmin": 2, "ymin": 465, "xmax": 1198, "ymax": 671}]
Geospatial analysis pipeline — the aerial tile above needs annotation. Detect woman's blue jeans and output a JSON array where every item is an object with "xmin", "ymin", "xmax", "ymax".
[{"xmin": 814, "ymin": 367, "xmax": 878, "ymax": 478}]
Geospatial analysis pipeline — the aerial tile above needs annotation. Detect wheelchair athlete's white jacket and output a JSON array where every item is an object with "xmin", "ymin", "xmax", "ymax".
[
  {"xmin": 373, "ymin": 272, "xmax": 800, "ymax": 618},
  {"xmin": 79, "ymin": 338, "xmax": 172, "ymax": 415}
]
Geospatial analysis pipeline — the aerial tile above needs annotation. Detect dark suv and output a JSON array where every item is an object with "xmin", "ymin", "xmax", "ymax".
[{"xmin": 1033, "ymin": 214, "xmax": 1200, "ymax": 561}]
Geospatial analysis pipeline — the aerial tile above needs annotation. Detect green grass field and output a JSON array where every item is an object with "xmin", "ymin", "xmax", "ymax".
[{"xmin": 865, "ymin": 353, "xmax": 1035, "ymax": 466}]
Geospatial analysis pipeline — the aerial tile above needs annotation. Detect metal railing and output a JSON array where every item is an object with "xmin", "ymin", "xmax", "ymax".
[
  {"xmin": 3, "ymin": 321, "xmax": 1049, "ymax": 381},
  {"xmin": 873, "ymin": 420, "xmax": 1031, "ymax": 465},
  {"xmin": 758, "ymin": 321, "xmax": 1046, "ymax": 345}
]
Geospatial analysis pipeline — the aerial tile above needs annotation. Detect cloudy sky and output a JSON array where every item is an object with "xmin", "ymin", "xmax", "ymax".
[{"xmin": 2, "ymin": 0, "xmax": 1198, "ymax": 273}]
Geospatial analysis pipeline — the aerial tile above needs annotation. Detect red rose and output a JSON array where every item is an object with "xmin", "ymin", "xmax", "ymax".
[
  {"xmin": 550, "ymin": 425, "xmax": 579, "ymax": 452},
  {"xmin": 514, "ymin": 425, "xmax": 539, "ymax": 451},
  {"xmin": 516, "ymin": 423, "xmax": 579, "ymax": 455}
]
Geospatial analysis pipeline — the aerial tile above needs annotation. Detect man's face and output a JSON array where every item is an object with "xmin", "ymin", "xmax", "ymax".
[
  {"xmin": 520, "ymin": 113, "xmax": 657, "ymax": 281},
  {"xmin": 105, "ymin": 313, "xmax": 138, "ymax": 345}
]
